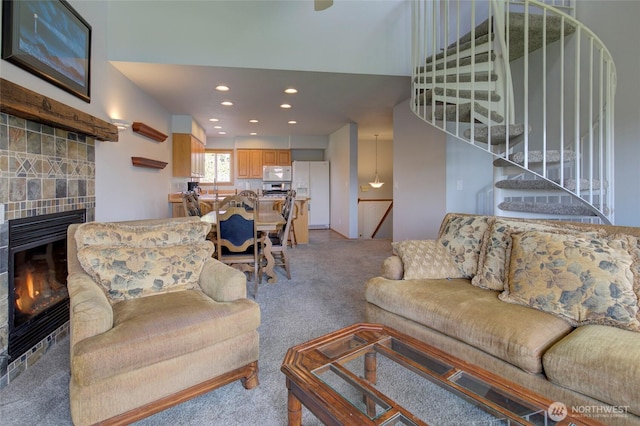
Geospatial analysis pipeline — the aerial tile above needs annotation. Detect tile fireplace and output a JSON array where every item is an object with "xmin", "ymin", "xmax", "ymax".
[{"xmin": 1, "ymin": 111, "xmax": 96, "ymax": 388}]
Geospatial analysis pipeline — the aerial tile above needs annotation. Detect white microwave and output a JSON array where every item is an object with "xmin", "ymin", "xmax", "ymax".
[{"xmin": 262, "ymin": 165, "xmax": 292, "ymax": 182}]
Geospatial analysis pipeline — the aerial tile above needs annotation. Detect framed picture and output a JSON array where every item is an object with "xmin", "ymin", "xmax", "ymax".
[{"xmin": 2, "ymin": 0, "xmax": 92, "ymax": 102}]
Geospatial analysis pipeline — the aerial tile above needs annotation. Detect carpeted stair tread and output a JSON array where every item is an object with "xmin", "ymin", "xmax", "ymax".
[
  {"xmin": 498, "ymin": 201, "xmax": 596, "ymax": 216},
  {"xmin": 418, "ymin": 88, "xmax": 500, "ymax": 105},
  {"xmin": 464, "ymin": 123, "xmax": 527, "ymax": 144},
  {"xmin": 493, "ymin": 150, "xmax": 577, "ymax": 167},
  {"xmin": 423, "ymin": 103, "xmax": 472, "ymax": 122},
  {"xmin": 428, "ymin": 33, "xmax": 494, "ymax": 64},
  {"xmin": 495, "ymin": 178, "xmax": 605, "ymax": 191},
  {"xmin": 414, "ymin": 72, "xmax": 497, "ymax": 85},
  {"xmin": 417, "ymin": 52, "xmax": 495, "ymax": 74}
]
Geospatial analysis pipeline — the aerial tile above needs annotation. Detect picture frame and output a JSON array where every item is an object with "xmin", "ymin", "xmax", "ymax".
[{"xmin": 2, "ymin": 0, "xmax": 92, "ymax": 102}]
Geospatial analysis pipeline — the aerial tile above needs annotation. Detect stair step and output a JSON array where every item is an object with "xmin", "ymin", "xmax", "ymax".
[
  {"xmin": 427, "ymin": 33, "xmax": 494, "ymax": 64},
  {"xmin": 493, "ymin": 150, "xmax": 577, "ymax": 167},
  {"xmin": 498, "ymin": 201, "xmax": 596, "ymax": 216},
  {"xmin": 463, "ymin": 123, "xmax": 527, "ymax": 144},
  {"xmin": 496, "ymin": 178, "xmax": 606, "ymax": 192},
  {"xmin": 414, "ymin": 72, "xmax": 497, "ymax": 85},
  {"xmin": 421, "ymin": 102, "xmax": 505, "ymax": 124},
  {"xmin": 508, "ymin": 13, "xmax": 577, "ymax": 61},
  {"xmin": 449, "ymin": 18, "xmax": 493, "ymax": 49},
  {"xmin": 417, "ymin": 52, "xmax": 495, "ymax": 74},
  {"xmin": 418, "ymin": 88, "xmax": 500, "ymax": 105}
]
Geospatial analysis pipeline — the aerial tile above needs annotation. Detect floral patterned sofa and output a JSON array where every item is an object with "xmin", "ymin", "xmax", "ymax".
[
  {"xmin": 67, "ymin": 217, "xmax": 260, "ymax": 425},
  {"xmin": 365, "ymin": 213, "xmax": 640, "ymax": 425}
]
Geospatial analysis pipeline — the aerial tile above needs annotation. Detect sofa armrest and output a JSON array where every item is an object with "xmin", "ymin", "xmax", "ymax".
[
  {"xmin": 198, "ymin": 259, "xmax": 248, "ymax": 302},
  {"xmin": 67, "ymin": 272, "xmax": 114, "ymax": 348},
  {"xmin": 381, "ymin": 255, "xmax": 404, "ymax": 280}
]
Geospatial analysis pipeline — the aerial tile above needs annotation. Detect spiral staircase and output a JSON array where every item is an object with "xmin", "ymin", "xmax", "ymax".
[{"xmin": 411, "ymin": 0, "xmax": 616, "ymax": 224}]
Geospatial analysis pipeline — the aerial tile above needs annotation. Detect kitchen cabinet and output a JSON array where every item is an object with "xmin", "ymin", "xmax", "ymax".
[
  {"xmin": 173, "ymin": 133, "xmax": 205, "ymax": 178},
  {"xmin": 262, "ymin": 149, "xmax": 291, "ymax": 166},
  {"xmin": 237, "ymin": 149, "xmax": 263, "ymax": 178}
]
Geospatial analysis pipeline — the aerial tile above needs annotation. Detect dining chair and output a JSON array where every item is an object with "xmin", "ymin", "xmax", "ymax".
[
  {"xmin": 215, "ymin": 195, "xmax": 261, "ymax": 296},
  {"xmin": 266, "ymin": 191, "xmax": 296, "ymax": 279},
  {"xmin": 182, "ymin": 190, "xmax": 202, "ymax": 217},
  {"xmin": 237, "ymin": 190, "xmax": 258, "ymax": 211}
]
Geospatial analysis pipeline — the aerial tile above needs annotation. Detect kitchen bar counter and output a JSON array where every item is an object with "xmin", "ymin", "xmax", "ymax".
[{"xmin": 168, "ymin": 193, "xmax": 309, "ymax": 244}]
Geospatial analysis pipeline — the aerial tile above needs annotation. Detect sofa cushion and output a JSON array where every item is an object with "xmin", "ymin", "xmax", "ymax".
[
  {"xmin": 392, "ymin": 240, "xmax": 464, "ymax": 279},
  {"xmin": 543, "ymin": 325, "xmax": 640, "ymax": 416},
  {"xmin": 500, "ymin": 231, "xmax": 640, "ymax": 332},
  {"xmin": 472, "ymin": 217, "xmax": 604, "ymax": 291},
  {"xmin": 437, "ymin": 214, "xmax": 493, "ymax": 279},
  {"xmin": 365, "ymin": 277, "xmax": 573, "ymax": 373},
  {"xmin": 71, "ymin": 289, "xmax": 261, "ymax": 385},
  {"xmin": 75, "ymin": 220, "xmax": 212, "ymax": 248},
  {"xmin": 77, "ymin": 242, "xmax": 214, "ymax": 303}
]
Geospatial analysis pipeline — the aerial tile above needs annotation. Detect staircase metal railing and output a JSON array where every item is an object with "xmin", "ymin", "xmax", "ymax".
[{"xmin": 411, "ymin": 0, "xmax": 616, "ymax": 224}]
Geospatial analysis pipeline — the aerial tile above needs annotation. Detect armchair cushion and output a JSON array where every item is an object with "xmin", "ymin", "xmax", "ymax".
[{"xmin": 77, "ymin": 242, "xmax": 214, "ymax": 303}]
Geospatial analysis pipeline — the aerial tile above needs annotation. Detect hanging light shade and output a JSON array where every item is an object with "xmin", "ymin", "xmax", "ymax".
[{"xmin": 369, "ymin": 134, "xmax": 384, "ymax": 188}]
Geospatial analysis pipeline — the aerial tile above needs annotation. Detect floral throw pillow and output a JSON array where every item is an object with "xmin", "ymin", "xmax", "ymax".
[
  {"xmin": 500, "ymin": 231, "xmax": 640, "ymax": 332},
  {"xmin": 472, "ymin": 218, "xmax": 604, "ymax": 291},
  {"xmin": 392, "ymin": 240, "xmax": 464, "ymax": 280},
  {"xmin": 437, "ymin": 214, "xmax": 493, "ymax": 279},
  {"xmin": 77, "ymin": 242, "xmax": 214, "ymax": 304}
]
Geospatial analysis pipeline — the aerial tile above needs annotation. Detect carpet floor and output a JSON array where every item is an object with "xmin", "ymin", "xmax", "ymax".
[{"xmin": 0, "ymin": 230, "xmax": 494, "ymax": 425}]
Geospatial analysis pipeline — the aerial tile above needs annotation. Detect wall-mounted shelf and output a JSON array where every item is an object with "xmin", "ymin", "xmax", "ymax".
[
  {"xmin": 132, "ymin": 122, "xmax": 168, "ymax": 142},
  {"xmin": 131, "ymin": 157, "xmax": 168, "ymax": 169}
]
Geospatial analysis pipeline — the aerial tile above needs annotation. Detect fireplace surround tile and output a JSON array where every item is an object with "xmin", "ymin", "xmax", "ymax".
[{"xmin": 0, "ymin": 112, "xmax": 96, "ymax": 389}]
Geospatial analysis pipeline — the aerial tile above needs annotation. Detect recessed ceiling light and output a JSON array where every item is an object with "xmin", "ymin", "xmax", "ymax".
[
  {"xmin": 284, "ymin": 88, "xmax": 298, "ymax": 94},
  {"xmin": 280, "ymin": 103, "xmax": 291, "ymax": 109},
  {"xmin": 221, "ymin": 101, "xmax": 233, "ymax": 106},
  {"xmin": 214, "ymin": 125, "xmax": 222, "ymax": 129},
  {"xmin": 209, "ymin": 118, "xmax": 219, "ymax": 122},
  {"xmin": 215, "ymin": 85, "xmax": 230, "ymax": 91},
  {"xmin": 218, "ymin": 131, "xmax": 227, "ymax": 135},
  {"xmin": 288, "ymin": 120, "xmax": 297, "ymax": 124},
  {"xmin": 249, "ymin": 119, "xmax": 259, "ymax": 123},
  {"xmin": 250, "ymin": 132, "xmax": 257, "ymax": 136}
]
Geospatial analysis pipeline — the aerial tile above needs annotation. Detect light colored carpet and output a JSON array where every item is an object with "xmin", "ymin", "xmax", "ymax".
[{"xmin": 0, "ymin": 231, "xmax": 495, "ymax": 425}]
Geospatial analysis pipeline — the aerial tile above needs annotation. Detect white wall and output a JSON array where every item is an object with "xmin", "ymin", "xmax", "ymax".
[
  {"xmin": 577, "ymin": 1, "xmax": 640, "ymax": 226},
  {"xmin": 0, "ymin": 1, "xmax": 174, "ymax": 222},
  {"xmin": 327, "ymin": 123, "xmax": 359, "ymax": 238},
  {"xmin": 107, "ymin": 0, "xmax": 411, "ymax": 77},
  {"xmin": 393, "ymin": 100, "xmax": 447, "ymax": 240},
  {"xmin": 446, "ymin": 137, "xmax": 494, "ymax": 215}
]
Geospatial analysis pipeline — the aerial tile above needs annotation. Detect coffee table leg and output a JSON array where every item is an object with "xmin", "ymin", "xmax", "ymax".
[
  {"xmin": 364, "ymin": 350, "xmax": 377, "ymax": 417},
  {"xmin": 288, "ymin": 390, "xmax": 302, "ymax": 426}
]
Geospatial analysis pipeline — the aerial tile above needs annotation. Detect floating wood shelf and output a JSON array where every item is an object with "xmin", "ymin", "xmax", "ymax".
[
  {"xmin": 131, "ymin": 157, "xmax": 168, "ymax": 169},
  {"xmin": 132, "ymin": 122, "xmax": 168, "ymax": 142}
]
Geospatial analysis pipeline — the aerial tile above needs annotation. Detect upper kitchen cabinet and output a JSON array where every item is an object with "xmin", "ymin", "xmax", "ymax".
[
  {"xmin": 173, "ymin": 133, "xmax": 205, "ymax": 177},
  {"xmin": 263, "ymin": 149, "xmax": 291, "ymax": 166},
  {"xmin": 237, "ymin": 149, "xmax": 263, "ymax": 179}
]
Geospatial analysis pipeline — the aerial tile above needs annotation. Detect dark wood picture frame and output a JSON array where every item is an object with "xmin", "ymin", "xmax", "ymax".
[{"xmin": 1, "ymin": 0, "xmax": 92, "ymax": 102}]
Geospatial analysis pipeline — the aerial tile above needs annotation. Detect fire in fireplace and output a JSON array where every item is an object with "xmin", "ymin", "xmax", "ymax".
[{"xmin": 8, "ymin": 209, "xmax": 86, "ymax": 360}]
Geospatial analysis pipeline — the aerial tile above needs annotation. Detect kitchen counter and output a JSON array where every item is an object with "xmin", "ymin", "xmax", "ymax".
[{"xmin": 168, "ymin": 193, "xmax": 310, "ymax": 244}]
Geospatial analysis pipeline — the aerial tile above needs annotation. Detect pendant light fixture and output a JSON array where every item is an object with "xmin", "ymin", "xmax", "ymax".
[{"xmin": 369, "ymin": 134, "xmax": 384, "ymax": 188}]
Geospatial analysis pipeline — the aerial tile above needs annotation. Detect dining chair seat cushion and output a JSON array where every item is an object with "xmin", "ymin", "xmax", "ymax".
[{"xmin": 219, "ymin": 215, "xmax": 255, "ymax": 247}]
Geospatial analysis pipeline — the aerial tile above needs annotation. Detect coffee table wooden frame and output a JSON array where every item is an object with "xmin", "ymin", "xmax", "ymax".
[{"xmin": 281, "ymin": 323, "xmax": 601, "ymax": 426}]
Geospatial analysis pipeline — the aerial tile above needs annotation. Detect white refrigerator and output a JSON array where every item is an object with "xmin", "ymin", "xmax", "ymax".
[{"xmin": 292, "ymin": 161, "xmax": 330, "ymax": 229}]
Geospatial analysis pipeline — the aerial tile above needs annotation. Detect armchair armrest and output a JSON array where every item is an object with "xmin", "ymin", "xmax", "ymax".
[
  {"xmin": 381, "ymin": 255, "xmax": 404, "ymax": 280},
  {"xmin": 67, "ymin": 272, "xmax": 114, "ymax": 348},
  {"xmin": 198, "ymin": 259, "xmax": 248, "ymax": 302}
]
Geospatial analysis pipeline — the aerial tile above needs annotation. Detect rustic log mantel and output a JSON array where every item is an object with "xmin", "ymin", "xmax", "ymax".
[{"xmin": 0, "ymin": 78, "xmax": 118, "ymax": 141}]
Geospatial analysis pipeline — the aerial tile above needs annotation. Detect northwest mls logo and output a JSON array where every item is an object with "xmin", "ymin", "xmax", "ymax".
[{"xmin": 548, "ymin": 402, "xmax": 568, "ymax": 421}]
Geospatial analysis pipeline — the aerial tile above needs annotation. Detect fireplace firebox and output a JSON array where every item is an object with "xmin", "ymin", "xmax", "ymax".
[{"xmin": 8, "ymin": 209, "xmax": 86, "ymax": 361}]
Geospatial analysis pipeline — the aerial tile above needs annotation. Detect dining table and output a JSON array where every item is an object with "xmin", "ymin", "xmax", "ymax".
[{"xmin": 200, "ymin": 209, "xmax": 286, "ymax": 284}]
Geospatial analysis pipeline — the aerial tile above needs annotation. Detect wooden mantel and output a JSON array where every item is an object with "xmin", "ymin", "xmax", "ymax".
[{"xmin": 0, "ymin": 78, "xmax": 118, "ymax": 141}]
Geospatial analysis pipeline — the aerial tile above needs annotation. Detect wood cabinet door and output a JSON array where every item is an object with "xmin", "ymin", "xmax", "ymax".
[
  {"xmin": 262, "ymin": 150, "xmax": 277, "ymax": 166},
  {"xmin": 277, "ymin": 150, "xmax": 291, "ymax": 165},
  {"xmin": 237, "ymin": 149, "xmax": 250, "ymax": 178},
  {"xmin": 249, "ymin": 150, "xmax": 263, "ymax": 178},
  {"xmin": 172, "ymin": 133, "xmax": 192, "ymax": 177}
]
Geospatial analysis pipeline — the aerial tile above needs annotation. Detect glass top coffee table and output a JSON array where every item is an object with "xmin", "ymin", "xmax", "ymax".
[{"xmin": 281, "ymin": 323, "xmax": 601, "ymax": 426}]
